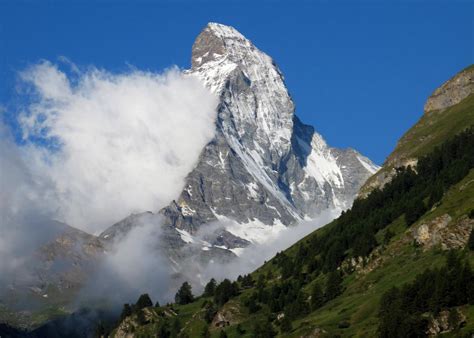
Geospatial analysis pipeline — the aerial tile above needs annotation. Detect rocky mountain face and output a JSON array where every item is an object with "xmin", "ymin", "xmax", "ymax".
[{"xmin": 100, "ymin": 23, "xmax": 378, "ymax": 262}]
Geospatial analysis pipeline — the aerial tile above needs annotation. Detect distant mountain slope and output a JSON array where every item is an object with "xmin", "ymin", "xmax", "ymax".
[
  {"xmin": 359, "ymin": 64, "xmax": 474, "ymax": 197},
  {"xmin": 108, "ymin": 66, "xmax": 474, "ymax": 338},
  {"xmin": 0, "ymin": 218, "xmax": 104, "ymax": 330}
]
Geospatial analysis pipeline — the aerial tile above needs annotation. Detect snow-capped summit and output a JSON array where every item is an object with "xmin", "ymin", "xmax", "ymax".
[
  {"xmin": 190, "ymin": 21, "xmax": 294, "ymax": 162},
  {"xmin": 101, "ymin": 22, "xmax": 379, "ymax": 264}
]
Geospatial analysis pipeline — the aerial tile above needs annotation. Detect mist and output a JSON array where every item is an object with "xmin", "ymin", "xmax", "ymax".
[
  {"xmin": 13, "ymin": 60, "xmax": 218, "ymax": 233},
  {"xmin": 0, "ymin": 59, "xmax": 217, "ymax": 304},
  {"xmin": 176, "ymin": 209, "xmax": 340, "ymax": 294}
]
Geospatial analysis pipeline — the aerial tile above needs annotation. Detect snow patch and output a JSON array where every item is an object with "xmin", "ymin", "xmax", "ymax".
[
  {"xmin": 176, "ymin": 228, "xmax": 195, "ymax": 244},
  {"xmin": 357, "ymin": 155, "xmax": 380, "ymax": 174}
]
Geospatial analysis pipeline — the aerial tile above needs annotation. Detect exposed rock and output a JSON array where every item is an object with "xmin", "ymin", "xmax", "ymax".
[
  {"xmin": 301, "ymin": 327, "xmax": 327, "ymax": 338},
  {"xmin": 211, "ymin": 301, "xmax": 241, "ymax": 328},
  {"xmin": 424, "ymin": 65, "xmax": 474, "ymax": 113},
  {"xmin": 358, "ymin": 158, "xmax": 417, "ymax": 198},
  {"xmin": 426, "ymin": 308, "xmax": 466, "ymax": 336},
  {"xmin": 412, "ymin": 214, "xmax": 473, "ymax": 250}
]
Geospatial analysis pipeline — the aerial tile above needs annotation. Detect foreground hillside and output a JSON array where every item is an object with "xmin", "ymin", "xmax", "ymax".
[
  {"xmin": 107, "ymin": 126, "xmax": 473, "ymax": 337},
  {"xmin": 102, "ymin": 66, "xmax": 474, "ymax": 338}
]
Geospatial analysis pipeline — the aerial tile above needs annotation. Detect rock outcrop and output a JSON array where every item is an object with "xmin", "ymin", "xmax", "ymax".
[
  {"xmin": 412, "ymin": 214, "xmax": 474, "ymax": 251},
  {"xmin": 424, "ymin": 65, "xmax": 474, "ymax": 113}
]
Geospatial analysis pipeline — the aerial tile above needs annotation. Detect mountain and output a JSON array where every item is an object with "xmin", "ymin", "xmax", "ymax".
[
  {"xmin": 108, "ymin": 65, "xmax": 474, "ymax": 337},
  {"xmin": 0, "ymin": 217, "xmax": 104, "ymax": 330},
  {"xmin": 100, "ymin": 22, "xmax": 378, "ymax": 261},
  {"xmin": 0, "ymin": 23, "xmax": 378, "ymax": 332}
]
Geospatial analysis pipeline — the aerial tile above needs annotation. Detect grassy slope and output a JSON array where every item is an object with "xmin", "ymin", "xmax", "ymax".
[
  {"xmin": 122, "ymin": 85, "xmax": 474, "ymax": 336},
  {"xmin": 124, "ymin": 168, "xmax": 474, "ymax": 338}
]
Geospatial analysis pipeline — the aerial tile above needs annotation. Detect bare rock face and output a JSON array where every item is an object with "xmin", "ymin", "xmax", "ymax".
[
  {"xmin": 211, "ymin": 301, "xmax": 242, "ymax": 328},
  {"xmin": 426, "ymin": 308, "xmax": 466, "ymax": 336},
  {"xmin": 130, "ymin": 24, "xmax": 373, "ymax": 234},
  {"xmin": 412, "ymin": 214, "xmax": 473, "ymax": 250},
  {"xmin": 424, "ymin": 65, "xmax": 474, "ymax": 113}
]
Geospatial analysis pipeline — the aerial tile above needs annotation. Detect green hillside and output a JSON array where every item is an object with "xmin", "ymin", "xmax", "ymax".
[
  {"xmin": 107, "ymin": 123, "xmax": 474, "ymax": 338},
  {"xmin": 359, "ymin": 65, "xmax": 474, "ymax": 197}
]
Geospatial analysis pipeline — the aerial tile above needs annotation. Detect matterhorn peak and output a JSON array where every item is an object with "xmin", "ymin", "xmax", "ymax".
[{"xmin": 191, "ymin": 22, "xmax": 252, "ymax": 69}]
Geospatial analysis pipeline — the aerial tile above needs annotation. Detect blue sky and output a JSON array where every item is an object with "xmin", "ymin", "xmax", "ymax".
[{"xmin": 0, "ymin": 1, "xmax": 472, "ymax": 164}]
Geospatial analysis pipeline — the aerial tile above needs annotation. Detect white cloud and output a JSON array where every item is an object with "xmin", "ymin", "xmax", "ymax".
[{"xmin": 12, "ymin": 61, "xmax": 218, "ymax": 233}]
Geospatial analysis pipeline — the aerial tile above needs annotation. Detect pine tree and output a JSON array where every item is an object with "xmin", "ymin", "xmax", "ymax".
[
  {"xmin": 468, "ymin": 228, "xmax": 474, "ymax": 251},
  {"xmin": 136, "ymin": 309, "xmax": 147, "ymax": 325},
  {"xmin": 200, "ymin": 325, "xmax": 210, "ymax": 338},
  {"xmin": 170, "ymin": 317, "xmax": 181, "ymax": 338},
  {"xmin": 280, "ymin": 315, "xmax": 292, "ymax": 333},
  {"xmin": 219, "ymin": 330, "xmax": 228, "ymax": 338},
  {"xmin": 120, "ymin": 303, "xmax": 133, "ymax": 321},
  {"xmin": 325, "ymin": 271, "xmax": 343, "ymax": 301},
  {"xmin": 95, "ymin": 321, "xmax": 106, "ymax": 338},
  {"xmin": 405, "ymin": 198, "xmax": 427, "ymax": 226},
  {"xmin": 157, "ymin": 320, "xmax": 171, "ymax": 338},
  {"xmin": 236, "ymin": 324, "xmax": 245, "ymax": 335},
  {"xmin": 136, "ymin": 293, "xmax": 153, "ymax": 310},
  {"xmin": 310, "ymin": 283, "xmax": 324, "ymax": 310},
  {"xmin": 214, "ymin": 279, "xmax": 238, "ymax": 306},
  {"xmin": 203, "ymin": 278, "xmax": 217, "ymax": 297},
  {"xmin": 175, "ymin": 281, "xmax": 194, "ymax": 305}
]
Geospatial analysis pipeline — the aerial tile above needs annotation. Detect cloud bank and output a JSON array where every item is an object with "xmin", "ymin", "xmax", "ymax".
[
  {"xmin": 8, "ymin": 61, "xmax": 218, "ymax": 233},
  {"xmin": 0, "ymin": 60, "xmax": 217, "ymax": 301}
]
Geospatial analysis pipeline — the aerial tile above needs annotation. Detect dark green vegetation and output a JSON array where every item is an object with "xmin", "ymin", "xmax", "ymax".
[
  {"xmin": 175, "ymin": 282, "xmax": 195, "ymax": 305},
  {"xmin": 110, "ymin": 124, "xmax": 474, "ymax": 337},
  {"xmin": 378, "ymin": 252, "xmax": 473, "ymax": 337}
]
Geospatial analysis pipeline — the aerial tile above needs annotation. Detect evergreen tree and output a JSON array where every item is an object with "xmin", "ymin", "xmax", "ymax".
[
  {"xmin": 204, "ymin": 302, "xmax": 217, "ymax": 323},
  {"xmin": 325, "ymin": 271, "xmax": 343, "ymax": 301},
  {"xmin": 253, "ymin": 318, "xmax": 275, "ymax": 338},
  {"xmin": 136, "ymin": 293, "xmax": 153, "ymax": 310},
  {"xmin": 95, "ymin": 321, "xmax": 106, "ymax": 338},
  {"xmin": 170, "ymin": 317, "xmax": 181, "ymax": 338},
  {"xmin": 280, "ymin": 315, "xmax": 292, "ymax": 333},
  {"xmin": 157, "ymin": 320, "xmax": 171, "ymax": 338},
  {"xmin": 175, "ymin": 281, "xmax": 194, "ymax": 305},
  {"xmin": 155, "ymin": 301, "xmax": 160, "ymax": 308},
  {"xmin": 219, "ymin": 330, "xmax": 228, "ymax": 338},
  {"xmin": 136, "ymin": 309, "xmax": 147, "ymax": 325},
  {"xmin": 214, "ymin": 279, "xmax": 238, "ymax": 306},
  {"xmin": 468, "ymin": 228, "xmax": 474, "ymax": 251},
  {"xmin": 120, "ymin": 303, "xmax": 133, "ymax": 321},
  {"xmin": 236, "ymin": 324, "xmax": 245, "ymax": 335},
  {"xmin": 200, "ymin": 325, "xmax": 210, "ymax": 338},
  {"xmin": 405, "ymin": 198, "xmax": 427, "ymax": 226},
  {"xmin": 383, "ymin": 229, "xmax": 394, "ymax": 246},
  {"xmin": 310, "ymin": 283, "xmax": 325, "ymax": 310},
  {"xmin": 203, "ymin": 278, "xmax": 217, "ymax": 297}
]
